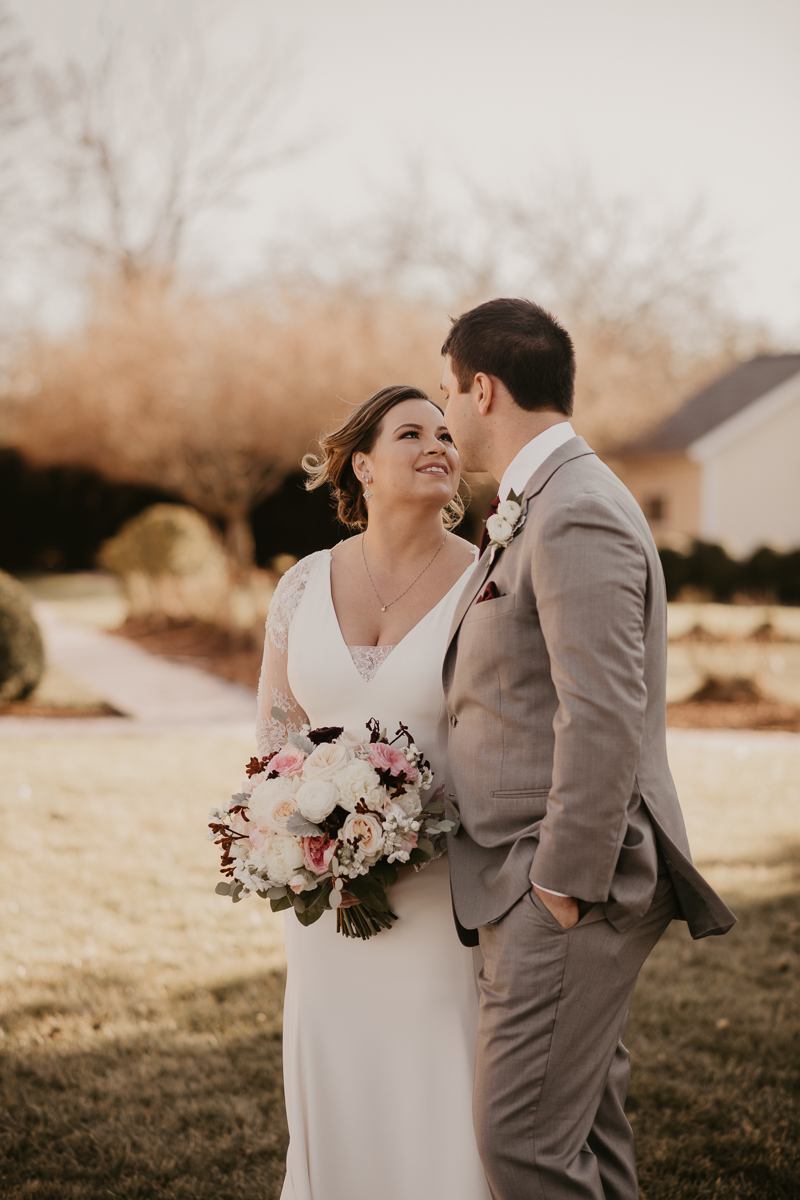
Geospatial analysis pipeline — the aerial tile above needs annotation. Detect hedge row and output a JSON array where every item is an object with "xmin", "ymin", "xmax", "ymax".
[
  {"xmin": 659, "ymin": 541, "xmax": 800, "ymax": 605},
  {"xmin": 3, "ymin": 449, "xmax": 798, "ymax": 603},
  {"xmin": 0, "ymin": 450, "xmax": 343, "ymax": 573}
]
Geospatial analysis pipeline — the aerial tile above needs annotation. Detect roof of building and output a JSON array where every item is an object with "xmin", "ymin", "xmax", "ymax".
[{"xmin": 623, "ymin": 353, "xmax": 800, "ymax": 454}]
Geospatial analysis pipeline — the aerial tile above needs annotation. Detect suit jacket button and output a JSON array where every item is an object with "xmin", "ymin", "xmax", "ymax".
[{"xmin": 450, "ymin": 713, "xmax": 458, "ymax": 727}]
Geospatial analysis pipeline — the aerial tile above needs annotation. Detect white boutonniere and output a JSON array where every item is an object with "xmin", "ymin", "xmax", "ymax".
[{"xmin": 485, "ymin": 491, "xmax": 526, "ymax": 562}]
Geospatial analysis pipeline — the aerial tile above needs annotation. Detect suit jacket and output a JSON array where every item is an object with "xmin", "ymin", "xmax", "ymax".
[{"xmin": 444, "ymin": 436, "xmax": 735, "ymax": 941}]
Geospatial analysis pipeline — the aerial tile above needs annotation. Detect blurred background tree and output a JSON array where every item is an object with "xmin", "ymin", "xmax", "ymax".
[
  {"xmin": 4, "ymin": 276, "xmax": 448, "ymax": 572},
  {"xmin": 0, "ymin": 2, "xmax": 780, "ymax": 587},
  {"xmin": 28, "ymin": 4, "xmax": 306, "ymax": 284}
]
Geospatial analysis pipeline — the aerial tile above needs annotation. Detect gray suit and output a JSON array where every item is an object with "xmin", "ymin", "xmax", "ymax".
[{"xmin": 445, "ymin": 437, "xmax": 734, "ymax": 1198}]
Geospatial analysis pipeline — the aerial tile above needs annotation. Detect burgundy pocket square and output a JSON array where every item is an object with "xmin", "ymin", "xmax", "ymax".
[{"xmin": 476, "ymin": 581, "xmax": 506, "ymax": 604}]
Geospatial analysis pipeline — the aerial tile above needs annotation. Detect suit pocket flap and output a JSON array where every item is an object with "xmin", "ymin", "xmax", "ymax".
[
  {"xmin": 465, "ymin": 593, "xmax": 516, "ymax": 622},
  {"xmin": 492, "ymin": 788, "xmax": 550, "ymax": 799},
  {"xmin": 491, "ymin": 787, "xmax": 550, "ymax": 818}
]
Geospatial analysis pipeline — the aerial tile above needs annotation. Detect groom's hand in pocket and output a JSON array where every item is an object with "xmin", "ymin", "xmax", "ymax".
[{"xmin": 532, "ymin": 884, "xmax": 580, "ymax": 930}]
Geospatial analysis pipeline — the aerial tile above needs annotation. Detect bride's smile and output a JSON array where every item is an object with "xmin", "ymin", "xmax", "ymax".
[{"xmin": 353, "ymin": 398, "xmax": 461, "ymax": 512}]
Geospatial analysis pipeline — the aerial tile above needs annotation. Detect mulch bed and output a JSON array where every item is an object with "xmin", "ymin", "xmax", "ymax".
[
  {"xmin": 667, "ymin": 675, "xmax": 800, "ymax": 732},
  {"xmin": 112, "ymin": 618, "xmax": 800, "ymax": 735},
  {"xmin": 114, "ymin": 617, "xmax": 263, "ymax": 691},
  {"xmin": 0, "ymin": 701, "xmax": 122, "ymax": 718},
  {"xmin": 667, "ymin": 700, "xmax": 800, "ymax": 732}
]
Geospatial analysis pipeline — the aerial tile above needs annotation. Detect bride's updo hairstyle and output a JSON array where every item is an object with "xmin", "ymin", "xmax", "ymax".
[{"xmin": 303, "ymin": 384, "xmax": 466, "ymax": 531}]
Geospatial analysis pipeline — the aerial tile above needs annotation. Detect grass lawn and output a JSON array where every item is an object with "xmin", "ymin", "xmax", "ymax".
[{"xmin": 1, "ymin": 733, "xmax": 798, "ymax": 1198}]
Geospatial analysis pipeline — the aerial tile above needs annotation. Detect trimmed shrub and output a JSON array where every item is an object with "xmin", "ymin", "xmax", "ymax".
[
  {"xmin": 0, "ymin": 571, "xmax": 45, "ymax": 701},
  {"xmin": 98, "ymin": 504, "xmax": 227, "ymax": 579},
  {"xmin": 659, "ymin": 541, "xmax": 800, "ymax": 604},
  {"xmin": 98, "ymin": 504, "xmax": 230, "ymax": 623}
]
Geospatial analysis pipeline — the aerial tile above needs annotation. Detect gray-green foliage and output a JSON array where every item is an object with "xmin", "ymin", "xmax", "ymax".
[
  {"xmin": 0, "ymin": 570, "xmax": 45, "ymax": 701},
  {"xmin": 98, "ymin": 504, "xmax": 226, "ymax": 580}
]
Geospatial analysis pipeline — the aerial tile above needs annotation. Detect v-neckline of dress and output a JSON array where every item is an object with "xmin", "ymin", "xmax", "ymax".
[{"xmin": 324, "ymin": 548, "xmax": 477, "ymax": 685}]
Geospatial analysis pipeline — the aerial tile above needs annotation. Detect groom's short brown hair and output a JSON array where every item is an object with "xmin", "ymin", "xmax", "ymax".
[{"xmin": 441, "ymin": 298, "xmax": 575, "ymax": 416}]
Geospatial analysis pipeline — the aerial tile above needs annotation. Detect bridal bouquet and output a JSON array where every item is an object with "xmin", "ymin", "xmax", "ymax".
[{"xmin": 208, "ymin": 712, "xmax": 458, "ymax": 939}]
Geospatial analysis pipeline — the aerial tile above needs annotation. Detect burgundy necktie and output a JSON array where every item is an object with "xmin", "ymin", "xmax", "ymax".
[{"xmin": 479, "ymin": 494, "xmax": 500, "ymax": 554}]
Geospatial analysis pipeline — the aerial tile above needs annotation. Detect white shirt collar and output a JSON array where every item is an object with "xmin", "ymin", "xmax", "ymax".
[{"xmin": 498, "ymin": 422, "xmax": 576, "ymax": 502}]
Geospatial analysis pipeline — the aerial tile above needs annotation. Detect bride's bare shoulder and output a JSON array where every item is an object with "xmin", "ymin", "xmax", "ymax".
[
  {"xmin": 448, "ymin": 533, "xmax": 479, "ymax": 569},
  {"xmin": 329, "ymin": 535, "xmax": 362, "ymax": 568}
]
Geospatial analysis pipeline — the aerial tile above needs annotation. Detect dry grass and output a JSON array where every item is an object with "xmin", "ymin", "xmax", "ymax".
[
  {"xmin": 0, "ymin": 734, "xmax": 289, "ymax": 1197},
  {"xmin": 630, "ymin": 891, "xmax": 800, "ymax": 1199},
  {"xmin": 1, "ymin": 731, "xmax": 799, "ymax": 1198}
]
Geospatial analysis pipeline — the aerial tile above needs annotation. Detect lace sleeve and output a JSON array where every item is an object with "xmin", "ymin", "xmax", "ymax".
[{"xmin": 255, "ymin": 554, "xmax": 319, "ymax": 754}]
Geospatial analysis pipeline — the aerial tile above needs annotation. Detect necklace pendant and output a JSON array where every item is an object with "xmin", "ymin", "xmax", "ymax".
[{"xmin": 381, "ymin": 605, "xmax": 387, "ymax": 612}]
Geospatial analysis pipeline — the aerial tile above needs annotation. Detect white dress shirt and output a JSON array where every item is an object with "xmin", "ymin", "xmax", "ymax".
[
  {"xmin": 497, "ymin": 420, "xmax": 576, "ymax": 899},
  {"xmin": 498, "ymin": 421, "xmax": 575, "ymax": 503}
]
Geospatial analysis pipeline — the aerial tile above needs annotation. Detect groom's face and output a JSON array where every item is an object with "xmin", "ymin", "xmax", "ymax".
[{"xmin": 440, "ymin": 356, "xmax": 486, "ymax": 473}]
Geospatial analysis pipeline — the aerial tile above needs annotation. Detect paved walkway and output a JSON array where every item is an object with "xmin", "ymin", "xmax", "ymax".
[{"xmin": 0, "ymin": 604, "xmax": 257, "ymax": 738}]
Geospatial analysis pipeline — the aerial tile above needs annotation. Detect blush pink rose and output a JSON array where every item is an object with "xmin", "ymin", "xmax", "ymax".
[
  {"xmin": 271, "ymin": 744, "xmax": 307, "ymax": 777},
  {"xmin": 249, "ymin": 823, "xmax": 272, "ymax": 853},
  {"xmin": 229, "ymin": 809, "xmax": 253, "ymax": 837},
  {"xmin": 369, "ymin": 742, "xmax": 418, "ymax": 782},
  {"xmin": 241, "ymin": 771, "xmax": 266, "ymax": 795},
  {"xmin": 302, "ymin": 835, "xmax": 338, "ymax": 875}
]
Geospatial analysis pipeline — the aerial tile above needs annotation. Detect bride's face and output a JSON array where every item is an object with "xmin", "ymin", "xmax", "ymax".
[{"xmin": 353, "ymin": 399, "xmax": 460, "ymax": 514}]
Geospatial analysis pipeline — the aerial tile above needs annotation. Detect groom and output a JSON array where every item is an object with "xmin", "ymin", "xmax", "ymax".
[{"xmin": 441, "ymin": 298, "xmax": 735, "ymax": 1200}]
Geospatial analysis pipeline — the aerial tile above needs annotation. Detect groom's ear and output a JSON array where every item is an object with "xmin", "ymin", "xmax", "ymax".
[{"xmin": 473, "ymin": 372, "xmax": 495, "ymax": 416}]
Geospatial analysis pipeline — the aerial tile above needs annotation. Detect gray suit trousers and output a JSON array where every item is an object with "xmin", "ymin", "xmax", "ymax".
[{"xmin": 474, "ymin": 875, "xmax": 678, "ymax": 1200}]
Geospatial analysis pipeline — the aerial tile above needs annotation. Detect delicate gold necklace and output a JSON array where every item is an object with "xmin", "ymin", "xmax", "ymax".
[{"xmin": 361, "ymin": 532, "xmax": 448, "ymax": 612}]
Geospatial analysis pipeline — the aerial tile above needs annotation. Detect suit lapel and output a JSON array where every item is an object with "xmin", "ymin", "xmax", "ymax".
[
  {"xmin": 448, "ymin": 549, "xmax": 494, "ymax": 636},
  {"xmin": 445, "ymin": 436, "xmax": 595, "ymax": 655}
]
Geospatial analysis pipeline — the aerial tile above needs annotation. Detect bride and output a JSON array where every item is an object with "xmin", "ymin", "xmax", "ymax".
[{"xmin": 256, "ymin": 384, "xmax": 491, "ymax": 1200}]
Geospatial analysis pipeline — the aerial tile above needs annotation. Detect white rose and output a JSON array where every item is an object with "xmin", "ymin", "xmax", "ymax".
[
  {"xmin": 335, "ymin": 758, "xmax": 385, "ymax": 812},
  {"xmin": 338, "ymin": 728, "xmax": 366, "ymax": 751},
  {"xmin": 486, "ymin": 514, "xmax": 514, "ymax": 545},
  {"xmin": 497, "ymin": 499, "xmax": 521, "ymax": 524},
  {"xmin": 296, "ymin": 778, "xmax": 339, "ymax": 823},
  {"xmin": 248, "ymin": 775, "xmax": 297, "ymax": 823},
  {"xmin": 263, "ymin": 834, "xmax": 305, "ymax": 884},
  {"xmin": 302, "ymin": 741, "xmax": 351, "ymax": 782},
  {"xmin": 259, "ymin": 792, "xmax": 299, "ymax": 835},
  {"xmin": 392, "ymin": 787, "xmax": 422, "ymax": 818},
  {"xmin": 342, "ymin": 811, "xmax": 385, "ymax": 865}
]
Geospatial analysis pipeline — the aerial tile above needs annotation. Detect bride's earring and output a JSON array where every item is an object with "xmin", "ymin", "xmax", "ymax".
[{"xmin": 362, "ymin": 475, "xmax": 372, "ymax": 502}]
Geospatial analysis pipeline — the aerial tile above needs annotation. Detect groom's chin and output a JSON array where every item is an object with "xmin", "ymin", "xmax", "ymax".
[{"xmin": 454, "ymin": 445, "xmax": 485, "ymax": 475}]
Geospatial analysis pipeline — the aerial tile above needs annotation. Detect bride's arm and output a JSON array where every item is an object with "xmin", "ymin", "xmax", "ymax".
[{"xmin": 255, "ymin": 560, "xmax": 313, "ymax": 755}]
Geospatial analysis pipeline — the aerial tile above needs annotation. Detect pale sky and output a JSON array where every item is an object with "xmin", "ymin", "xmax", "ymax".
[{"xmin": 13, "ymin": 0, "xmax": 800, "ymax": 339}]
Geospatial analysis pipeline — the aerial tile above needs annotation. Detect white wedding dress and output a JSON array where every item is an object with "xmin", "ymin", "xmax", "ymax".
[{"xmin": 256, "ymin": 547, "xmax": 490, "ymax": 1200}]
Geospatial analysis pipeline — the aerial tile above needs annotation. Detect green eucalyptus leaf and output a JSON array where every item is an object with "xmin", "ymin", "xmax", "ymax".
[
  {"xmin": 271, "ymin": 705, "xmax": 288, "ymax": 723},
  {"xmin": 270, "ymin": 895, "xmax": 292, "ymax": 913},
  {"xmin": 369, "ymin": 860, "xmax": 399, "ymax": 889},
  {"xmin": 215, "ymin": 881, "xmax": 232, "ymax": 896},
  {"xmin": 294, "ymin": 887, "xmax": 328, "ymax": 926},
  {"xmin": 347, "ymin": 874, "xmax": 390, "ymax": 913},
  {"xmin": 415, "ymin": 837, "xmax": 435, "ymax": 860}
]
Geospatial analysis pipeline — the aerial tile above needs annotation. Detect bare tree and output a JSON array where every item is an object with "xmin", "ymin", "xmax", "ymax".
[
  {"xmin": 33, "ymin": 3, "xmax": 306, "ymax": 281},
  {"xmin": 4, "ymin": 275, "xmax": 448, "ymax": 573},
  {"xmin": 0, "ymin": 5, "xmax": 33, "ymax": 263},
  {"xmin": 274, "ymin": 168, "xmax": 768, "ymax": 452}
]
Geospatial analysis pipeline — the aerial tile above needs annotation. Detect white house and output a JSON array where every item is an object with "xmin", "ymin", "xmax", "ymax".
[{"xmin": 614, "ymin": 354, "xmax": 800, "ymax": 557}]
